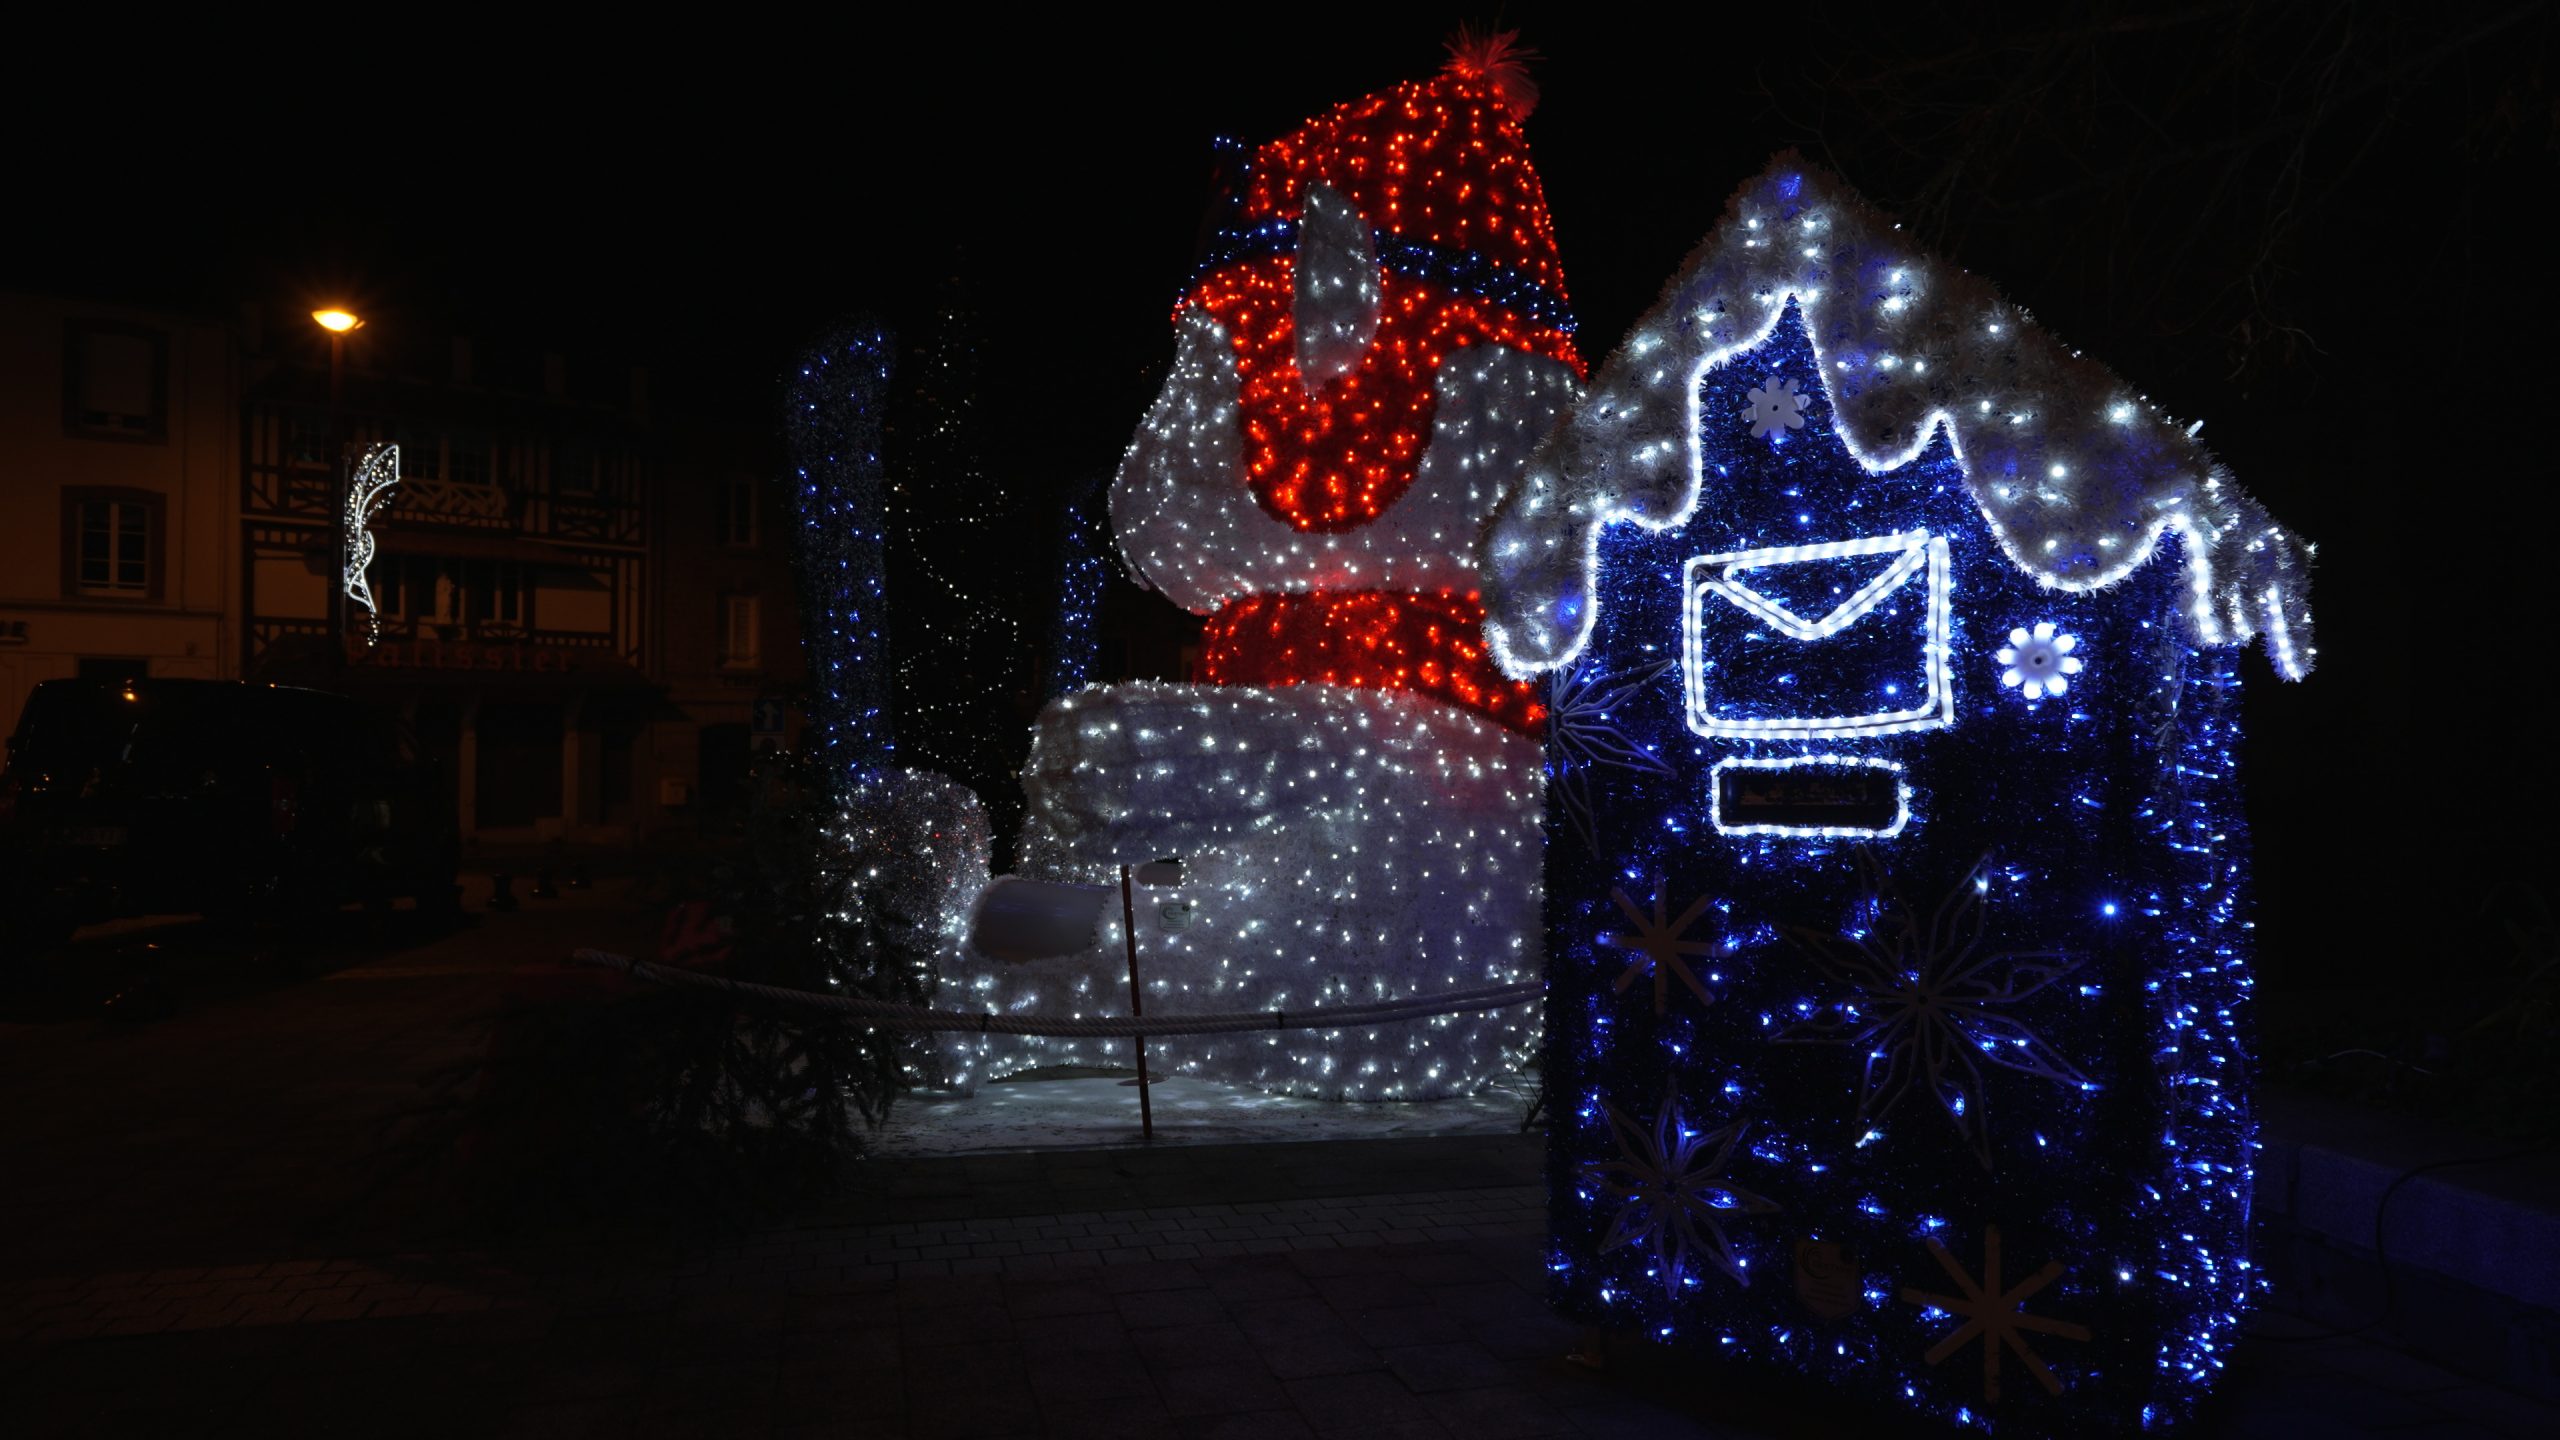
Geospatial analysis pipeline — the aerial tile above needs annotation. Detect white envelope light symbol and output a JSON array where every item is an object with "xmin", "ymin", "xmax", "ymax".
[{"xmin": 1682, "ymin": 528, "xmax": 1954, "ymax": 739}]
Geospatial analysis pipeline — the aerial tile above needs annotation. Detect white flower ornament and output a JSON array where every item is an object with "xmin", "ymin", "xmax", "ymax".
[
  {"xmin": 1743, "ymin": 376, "xmax": 1811, "ymax": 439},
  {"xmin": 1998, "ymin": 623, "xmax": 2082, "ymax": 700}
]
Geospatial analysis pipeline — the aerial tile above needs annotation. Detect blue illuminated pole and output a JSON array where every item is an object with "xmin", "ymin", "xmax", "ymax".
[
  {"xmin": 783, "ymin": 321, "xmax": 898, "ymax": 796},
  {"xmin": 1044, "ymin": 472, "xmax": 1111, "ymax": 699}
]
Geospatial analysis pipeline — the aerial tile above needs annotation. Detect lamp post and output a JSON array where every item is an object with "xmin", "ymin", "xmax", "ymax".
[{"xmin": 313, "ymin": 308, "xmax": 362, "ymax": 653}]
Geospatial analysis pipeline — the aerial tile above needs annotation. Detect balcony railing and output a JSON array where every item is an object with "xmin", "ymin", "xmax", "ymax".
[{"xmin": 391, "ymin": 477, "xmax": 513, "ymax": 529}]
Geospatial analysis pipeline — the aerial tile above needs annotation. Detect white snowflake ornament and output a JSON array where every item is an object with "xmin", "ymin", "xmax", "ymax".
[
  {"xmin": 1997, "ymin": 623, "xmax": 2083, "ymax": 700},
  {"xmin": 1743, "ymin": 376, "xmax": 1811, "ymax": 439}
]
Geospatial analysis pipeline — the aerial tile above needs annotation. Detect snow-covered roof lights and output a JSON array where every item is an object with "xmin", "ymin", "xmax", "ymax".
[{"xmin": 1480, "ymin": 154, "xmax": 2316, "ymax": 681}]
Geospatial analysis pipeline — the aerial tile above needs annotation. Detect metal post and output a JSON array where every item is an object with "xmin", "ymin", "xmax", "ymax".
[
  {"xmin": 1120, "ymin": 863, "xmax": 1153, "ymax": 1143},
  {"xmin": 327, "ymin": 331, "xmax": 347, "ymax": 650}
]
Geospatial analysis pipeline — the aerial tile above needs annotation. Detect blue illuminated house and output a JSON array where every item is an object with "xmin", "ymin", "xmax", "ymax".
[{"xmin": 1479, "ymin": 156, "xmax": 2316, "ymax": 1434}]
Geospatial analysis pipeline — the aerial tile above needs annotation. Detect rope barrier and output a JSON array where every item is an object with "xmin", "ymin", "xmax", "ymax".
[{"xmin": 566, "ymin": 949, "xmax": 1542, "ymax": 1037}]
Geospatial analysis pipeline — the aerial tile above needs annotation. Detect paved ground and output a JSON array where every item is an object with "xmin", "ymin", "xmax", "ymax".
[{"xmin": 3, "ymin": 884, "xmax": 2554, "ymax": 1437}]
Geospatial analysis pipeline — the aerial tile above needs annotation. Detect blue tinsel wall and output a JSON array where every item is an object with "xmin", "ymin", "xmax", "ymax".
[{"xmin": 1544, "ymin": 302, "xmax": 2255, "ymax": 1435}]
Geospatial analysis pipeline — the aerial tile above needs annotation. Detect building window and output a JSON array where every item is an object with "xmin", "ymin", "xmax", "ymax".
[
  {"xmin": 378, "ymin": 556, "xmax": 409, "ymax": 619},
  {"xmin": 287, "ymin": 414, "xmax": 334, "ymax": 470},
  {"xmin": 470, "ymin": 560, "xmax": 526, "ymax": 627},
  {"xmin": 721, "ymin": 595, "xmax": 761, "ymax": 669},
  {"xmin": 403, "ymin": 559, "xmax": 464, "ymax": 627},
  {"xmin": 63, "ymin": 322, "xmax": 168, "ymax": 442},
  {"xmin": 60, "ymin": 489, "xmax": 164, "ymax": 602},
  {"xmin": 399, "ymin": 429, "xmax": 442, "ymax": 480},
  {"xmin": 720, "ymin": 476, "xmax": 758, "ymax": 547},
  {"xmin": 448, "ymin": 434, "xmax": 491, "ymax": 489},
  {"xmin": 553, "ymin": 444, "xmax": 594, "ymax": 496}
]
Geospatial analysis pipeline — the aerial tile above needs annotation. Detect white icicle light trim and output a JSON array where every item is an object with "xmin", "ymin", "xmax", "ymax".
[{"xmin": 1478, "ymin": 153, "xmax": 2316, "ymax": 681}]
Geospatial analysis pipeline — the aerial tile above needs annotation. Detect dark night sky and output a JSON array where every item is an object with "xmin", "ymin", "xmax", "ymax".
[{"xmin": 8, "ymin": 6, "xmax": 2557, "ymax": 1013}]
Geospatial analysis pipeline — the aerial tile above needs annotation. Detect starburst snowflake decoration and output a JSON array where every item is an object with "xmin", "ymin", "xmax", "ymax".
[
  {"xmin": 1775, "ymin": 851, "xmax": 2087, "ymax": 1167},
  {"xmin": 1582, "ymin": 1091, "xmax": 1778, "ymax": 1293},
  {"xmin": 1902, "ymin": 1225, "xmax": 2092, "ymax": 1404},
  {"xmin": 1546, "ymin": 654, "xmax": 1676, "ymax": 853},
  {"xmin": 1599, "ymin": 885, "xmax": 1723, "ymax": 1015},
  {"xmin": 1742, "ymin": 374, "xmax": 1811, "ymax": 439}
]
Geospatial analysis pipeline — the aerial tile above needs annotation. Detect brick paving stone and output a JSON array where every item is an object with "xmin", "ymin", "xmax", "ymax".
[
  {"xmin": 1133, "ymin": 1319, "xmax": 1262, "ymax": 1371},
  {"xmin": 1102, "ymin": 1262, "xmax": 1206, "ymax": 1295},
  {"xmin": 1393, "ymin": 1250, "xmax": 1497, "ymax": 1287},
  {"xmin": 1040, "ymin": 1394, "xmax": 1185, "ymax": 1440},
  {"xmin": 1343, "ymin": 1305, "xmax": 1469, "ymax": 1349},
  {"xmin": 1118, "ymin": 1287, "xmax": 1228, "ymax": 1329},
  {"xmin": 1282, "ymin": 1369, "xmax": 1437, "ymax": 1433},
  {"xmin": 1006, "ymin": 1279, "xmax": 1117, "ymax": 1317},
  {"xmin": 901, "ymin": 1302, "xmax": 1011, "ymax": 1346},
  {"xmin": 1420, "ymin": 1384, "xmax": 1580, "ymax": 1438},
  {"xmin": 1292, "ymin": 1247, "xmax": 1393, "ymax": 1279},
  {"xmin": 1207, "ymin": 1264, "xmax": 1314, "ymax": 1305},
  {"xmin": 910, "ymin": 1383, "xmax": 1044, "ymax": 1438},
  {"xmin": 1229, "ymin": 1296, "xmax": 1343, "ymax": 1342},
  {"xmin": 1025, "ymin": 1347, "xmax": 1158, "ymax": 1404},
  {"xmin": 1179, "ymin": 1412, "xmax": 1317, "ymax": 1440},
  {"xmin": 1258, "ymin": 1330, "xmax": 1387, "ymax": 1381},
  {"xmin": 1380, "ymin": 1340, "xmax": 1511, "ymax": 1393},
  {"xmin": 1466, "ymin": 1311, "xmax": 1583, "ymax": 1364},
  {"xmin": 1012, "ymin": 1312, "xmax": 1136, "ymax": 1360},
  {"xmin": 1154, "ymin": 1360, "xmax": 1292, "ymax": 1417},
  {"xmin": 1311, "ymin": 1271, "xmax": 1429, "ymax": 1311}
]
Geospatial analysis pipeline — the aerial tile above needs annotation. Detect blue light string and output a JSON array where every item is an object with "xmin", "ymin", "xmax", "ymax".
[
  {"xmin": 1183, "ymin": 217, "xmax": 1577, "ymax": 334},
  {"xmin": 783, "ymin": 321, "xmax": 898, "ymax": 791},
  {"xmin": 1044, "ymin": 473, "xmax": 1110, "ymax": 699}
]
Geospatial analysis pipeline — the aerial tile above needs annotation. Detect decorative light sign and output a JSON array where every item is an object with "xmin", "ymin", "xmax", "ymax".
[{"xmin": 343, "ymin": 442, "xmax": 400, "ymax": 646}]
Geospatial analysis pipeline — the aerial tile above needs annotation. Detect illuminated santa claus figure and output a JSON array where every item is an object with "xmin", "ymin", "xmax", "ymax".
[{"xmin": 964, "ymin": 35, "xmax": 1584, "ymax": 1100}]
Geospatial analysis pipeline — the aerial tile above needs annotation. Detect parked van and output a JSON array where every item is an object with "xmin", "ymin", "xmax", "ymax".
[{"xmin": 1, "ymin": 679, "xmax": 459, "ymax": 958}]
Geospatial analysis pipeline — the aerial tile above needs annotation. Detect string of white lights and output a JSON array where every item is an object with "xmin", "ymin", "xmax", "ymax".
[
  {"xmin": 342, "ymin": 442, "xmax": 400, "ymax": 646},
  {"xmin": 971, "ymin": 682, "xmax": 1545, "ymax": 1101},
  {"xmin": 1114, "ymin": 306, "xmax": 1581, "ymax": 616}
]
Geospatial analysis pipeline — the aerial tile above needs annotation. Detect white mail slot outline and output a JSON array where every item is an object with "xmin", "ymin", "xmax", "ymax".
[
  {"xmin": 1682, "ymin": 528, "xmax": 1955, "ymax": 739},
  {"xmin": 1708, "ymin": 754, "xmax": 1913, "ymax": 839}
]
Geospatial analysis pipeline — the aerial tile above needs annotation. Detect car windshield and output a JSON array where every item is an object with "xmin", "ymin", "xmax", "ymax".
[{"xmin": 6, "ymin": 684, "xmax": 143, "ymax": 782}]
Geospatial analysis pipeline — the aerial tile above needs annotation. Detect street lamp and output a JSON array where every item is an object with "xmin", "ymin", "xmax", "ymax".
[{"xmin": 313, "ymin": 308, "xmax": 364, "ymax": 650}]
